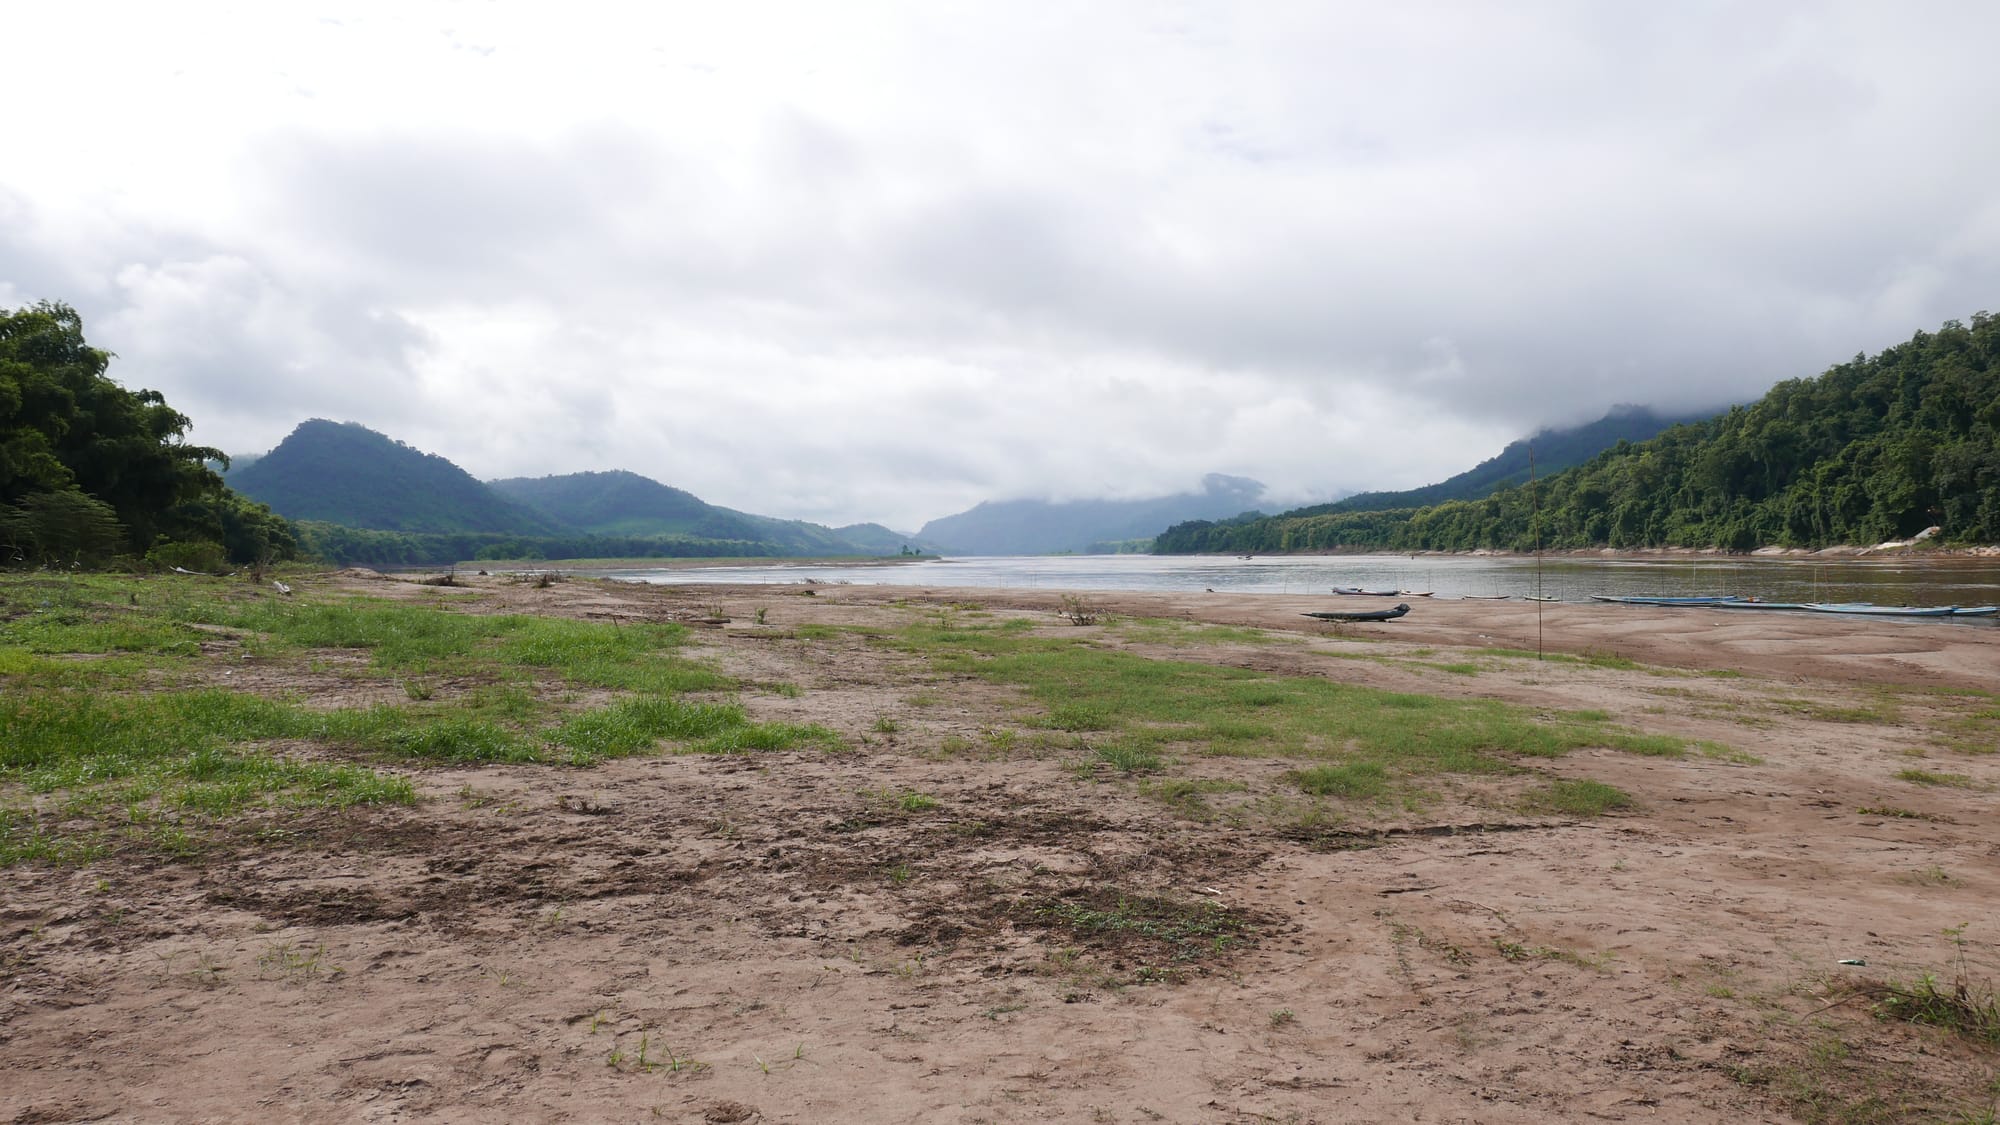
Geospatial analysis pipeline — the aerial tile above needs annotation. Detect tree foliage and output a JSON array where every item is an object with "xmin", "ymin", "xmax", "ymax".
[
  {"xmin": 294, "ymin": 522, "xmax": 788, "ymax": 567},
  {"xmin": 0, "ymin": 301, "xmax": 296, "ymax": 566},
  {"xmin": 1157, "ymin": 313, "xmax": 2000, "ymax": 553}
]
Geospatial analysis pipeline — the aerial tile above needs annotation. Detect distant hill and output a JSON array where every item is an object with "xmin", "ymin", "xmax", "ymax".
[
  {"xmin": 1158, "ymin": 312, "xmax": 2000, "ymax": 553},
  {"xmin": 229, "ymin": 420, "xmax": 558, "ymax": 535},
  {"xmin": 226, "ymin": 423, "xmax": 938, "ymax": 565},
  {"xmin": 488, "ymin": 470, "xmax": 932, "ymax": 555},
  {"xmin": 1276, "ymin": 406, "xmax": 1716, "ymax": 520},
  {"xmin": 489, "ymin": 470, "xmax": 758, "ymax": 539},
  {"xmin": 919, "ymin": 473, "xmax": 1268, "ymax": 555}
]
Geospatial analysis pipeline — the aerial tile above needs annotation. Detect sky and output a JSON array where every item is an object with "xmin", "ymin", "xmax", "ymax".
[{"xmin": 5, "ymin": 2, "xmax": 2000, "ymax": 532}]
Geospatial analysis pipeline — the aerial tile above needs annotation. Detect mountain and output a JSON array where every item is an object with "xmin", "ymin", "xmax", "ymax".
[
  {"xmin": 919, "ymin": 473, "xmax": 1268, "ymax": 555},
  {"xmin": 1279, "ymin": 406, "xmax": 1717, "ymax": 520},
  {"xmin": 489, "ymin": 470, "xmax": 756, "ymax": 539},
  {"xmin": 488, "ymin": 470, "xmax": 932, "ymax": 555},
  {"xmin": 228, "ymin": 420, "xmax": 558, "ymax": 534},
  {"xmin": 1157, "ymin": 312, "xmax": 2000, "ymax": 553}
]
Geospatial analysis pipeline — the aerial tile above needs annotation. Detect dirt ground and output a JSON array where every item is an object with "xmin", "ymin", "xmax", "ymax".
[{"xmin": 5, "ymin": 572, "xmax": 1999, "ymax": 1123}]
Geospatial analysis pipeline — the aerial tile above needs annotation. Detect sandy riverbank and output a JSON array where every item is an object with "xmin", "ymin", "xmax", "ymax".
[{"xmin": 5, "ymin": 571, "xmax": 1996, "ymax": 1122}]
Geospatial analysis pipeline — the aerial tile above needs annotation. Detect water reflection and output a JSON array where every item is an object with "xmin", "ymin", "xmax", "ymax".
[{"xmin": 598, "ymin": 554, "xmax": 2000, "ymax": 608}]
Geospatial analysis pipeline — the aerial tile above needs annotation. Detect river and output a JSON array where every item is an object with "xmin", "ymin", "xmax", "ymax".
[{"xmin": 596, "ymin": 553, "xmax": 2000, "ymax": 609}]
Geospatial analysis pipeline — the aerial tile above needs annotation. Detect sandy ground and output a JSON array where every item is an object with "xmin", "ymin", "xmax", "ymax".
[{"xmin": 5, "ymin": 574, "xmax": 1999, "ymax": 1123}]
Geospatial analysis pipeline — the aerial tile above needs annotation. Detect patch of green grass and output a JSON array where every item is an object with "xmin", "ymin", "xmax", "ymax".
[
  {"xmin": 1896, "ymin": 768, "xmax": 1983, "ymax": 789},
  {"xmin": 1137, "ymin": 777, "xmax": 1246, "ymax": 817},
  {"xmin": 1773, "ymin": 696, "xmax": 1903, "ymax": 724},
  {"xmin": 1088, "ymin": 744, "xmax": 1165, "ymax": 774},
  {"xmin": 1696, "ymin": 741, "xmax": 1762, "ymax": 765},
  {"xmin": 545, "ymin": 698, "xmax": 752, "ymax": 762},
  {"xmin": 1523, "ymin": 778, "xmax": 1633, "ymax": 816},
  {"xmin": 1114, "ymin": 618, "xmax": 1276, "ymax": 647},
  {"xmin": 1288, "ymin": 761, "xmax": 1388, "ymax": 799},
  {"xmin": 890, "ymin": 615, "xmax": 1687, "ymax": 804},
  {"xmin": 1857, "ymin": 805, "xmax": 1949, "ymax": 822},
  {"xmin": 1028, "ymin": 891, "xmax": 1254, "ymax": 965},
  {"xmin": 0, "ymin": 687, "xmax": 417, "ymax": 862},
  {"xmin": 0, "ymin": 575, "xmax": 837, "ymax": 864}
]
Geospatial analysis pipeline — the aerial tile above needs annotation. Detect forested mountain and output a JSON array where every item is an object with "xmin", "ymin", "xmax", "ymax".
[
  {"xmin": 1276, "ymin": 406, "xmax": 1714, "ymax": 520},
  {"xmin": 488, "ymin": 470, "xmax": 931, "ymax": 555},
  {"xmin": 229, "ymin": 420, "xmax": 558, "ymax": 535},
  {"xmin": 230, "ymin": 423, "xmax": 925, "ymax": 564},
  {"xmin": 1157, "ymin": 313, "xmax": 2000, "ymax": 553},
  {"xmin": 490, "ymin": 470, "xmax": 750, "ymax": 538},
  {"xmin": 2, "ymin": 302, "xmax": 295, "ymax": 567},
  {"xmin": 919, "ymin": 473, "xmax": 1269, "ymax": 555}
]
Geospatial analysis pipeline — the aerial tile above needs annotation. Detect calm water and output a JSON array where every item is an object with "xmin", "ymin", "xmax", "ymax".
[{"xmin": 599, "ymin": 553, "xmax": 2000, "ymax": 609}]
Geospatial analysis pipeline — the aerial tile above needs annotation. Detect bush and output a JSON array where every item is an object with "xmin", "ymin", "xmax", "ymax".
[{"xmin": 146, "ymin": 539, "xmax": 228, "ymax": 574}]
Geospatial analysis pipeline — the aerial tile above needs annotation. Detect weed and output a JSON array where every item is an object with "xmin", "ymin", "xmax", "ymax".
[
  {"xmin": 1058, "ymin": 595, "xmax": 1101, "ymax": 626},
  {"xmin": 256, "ymin": 940, "xmax": 341, "ymax": 985},
  {"xmin": 1897, "ymin": 768, "xmax": 1984, "ymax": 789},
  {"xmin": 1269, "ymin": 1008, "xmax": 1297, "ymax": 1027},
  {"xmin": 1524, "ymin": 778, "xmax": 1633, "ymax": 816},
  {"xmin": 1138, "ymin": 777, "xmax": 1246, "ymax": 818},
  {"xmin": 1026, "ymin": 890, "xmax": 1255, "ymax": 970},
  {"xmin": 872, "ymin": 716, "xmax": 900, "ymax": 734},
  {"xmin": 1857, "ymin": 805, "xmax": 1950, "ymax": 822},
  {"xmin": 1493, "ymin": 937, "xmax": 1611, "ymax": 970},
  {"xmin": 1870, "ymin": 925, "xmax": 2000, "ymax": 1047},
  {"xmin": 1288, "ymin": 761, "xmax": 1387, "ymax": 800}
]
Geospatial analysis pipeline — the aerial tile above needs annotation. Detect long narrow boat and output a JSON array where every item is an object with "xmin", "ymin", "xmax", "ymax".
[
  {"xmin": 1303, "ymin": 603, "xmax": 1410, "ymax": 622},
  {"xmin": 1712, "ymin": 601, "xmax": 1999, "ymax": 617},
  {"xmin": 1332, "ymin": 586, "xmax": 1401, "ymax": 596},
  {"xmin": 1462, "ymin": 594, "xmax": 1512, "ymax": 600},
  {"xmin": 1800, "ymin": 603, "xmax": 1960, "ymax": 617},
  {"xmin": 1589, "ymin": 594, "xmax": 1740, "ymax": 605}
]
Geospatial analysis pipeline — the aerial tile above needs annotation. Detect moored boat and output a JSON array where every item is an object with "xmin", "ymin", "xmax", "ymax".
[
  {"xmin": 1303, "ymin": 603, "xmax": 1411, "ymax": 622},
  {"xmin": 1800, "ymin": 603, "xmax": 1959, "ymax": 617},
  {"xmin": 1589, "ymin": 594, "xmax": 1744, "ymax": 606}
]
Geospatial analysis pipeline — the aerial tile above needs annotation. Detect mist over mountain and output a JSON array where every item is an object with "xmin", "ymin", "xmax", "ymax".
[
  {"xmin": 1159, "ymin": 312, "xmax": 2000, "ymax": 553},
  {"xmin": 1278, "ymin": 406, "xmax": 1720, "ymax": 521},
  {"xmin": 919, "ymin": 474, "xmax": 1272, "ymax": 556}
]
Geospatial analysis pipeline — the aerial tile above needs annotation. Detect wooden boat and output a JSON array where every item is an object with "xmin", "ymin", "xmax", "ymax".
[
  {"xmin": 1332, "ymin": 586, "xmax": 1401, "ymax": 597},
  {"xmin": 1461, "ymin": 594, "xmax": 1511, "ymax": 600},
  {"xmin": 1522, "ymin": 595, "xmax": 1560, "ymax": 603},
  {"xmin": 1801, "ymin": 603, "xmax": 1959, "ymax": 617},
  {"xmin": 1303, "ymin": 603, "xmax": 1410, "ymax": 623},
  {"xmin": 1714, "ymin": 602, "xmax": 1994, "ymax": 617},
  {"xmin": 1589, "ymin": 595, "xmax": 1743, "ymax": 606}
]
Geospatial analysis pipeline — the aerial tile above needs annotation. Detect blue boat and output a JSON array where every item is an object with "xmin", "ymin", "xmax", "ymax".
[
  {"xmin": 1589, "ymin": 595, "xmax": 1744, "ymax": 606},
  {"xmin": 1801, "ymin": 603, "xmax": 1959, "ymax": 617}
]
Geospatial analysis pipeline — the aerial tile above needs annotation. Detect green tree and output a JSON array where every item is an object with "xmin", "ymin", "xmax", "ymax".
[{"xmin": 1, "ymin": 300, "xmax": 295, "ymax": 566}]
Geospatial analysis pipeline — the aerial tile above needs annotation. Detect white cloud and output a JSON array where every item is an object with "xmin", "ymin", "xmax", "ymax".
[{"xmin": 4, "ymin": 1, "xmax": 1999, "ymax": 530}]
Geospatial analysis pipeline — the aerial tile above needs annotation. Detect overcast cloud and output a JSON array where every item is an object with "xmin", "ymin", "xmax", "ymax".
[{"xmin": 4, "ymin": 2, "xmax": 1998, "ymax": 530}]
